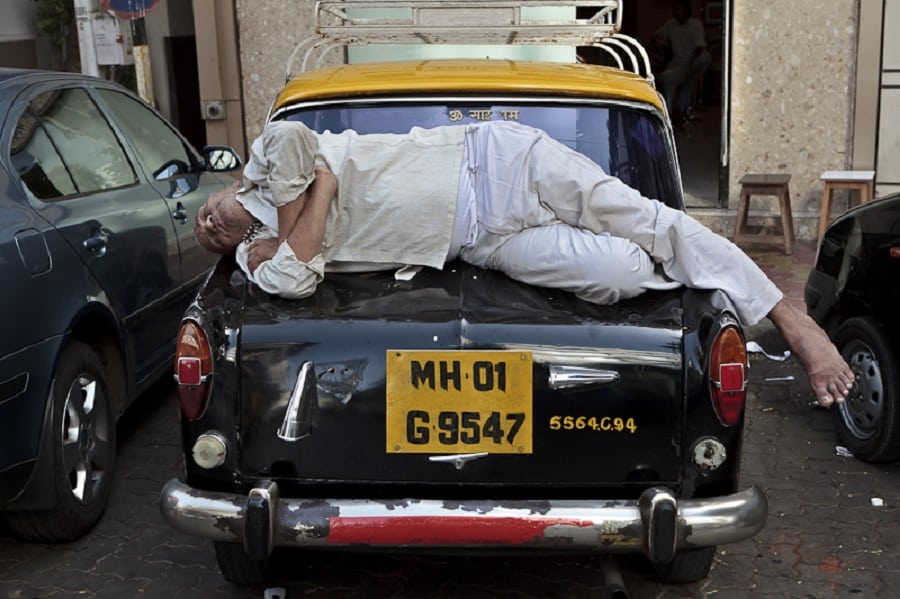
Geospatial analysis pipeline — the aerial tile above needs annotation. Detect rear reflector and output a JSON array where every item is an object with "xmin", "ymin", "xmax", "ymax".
[
  {"xmin": 719, "ymin": 363, "xmax": 745, "ymax": 392},
  {"xmin": 176, "ymin": 357, "xmax": 203, "ymax": 386},
  {"xmin": 710, "ymin": 326, "xmax": 748, "ymax": 426}
]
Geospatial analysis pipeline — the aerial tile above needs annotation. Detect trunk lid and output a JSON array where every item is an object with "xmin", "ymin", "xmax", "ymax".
[{"xmin": 236, "ymin": 264, "xmax": 686, "ymax": 491}]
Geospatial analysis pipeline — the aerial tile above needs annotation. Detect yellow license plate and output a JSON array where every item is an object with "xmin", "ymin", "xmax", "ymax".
[{"xmin": 386, "ymin": 350, "xmax": 533, "ymax": 454}]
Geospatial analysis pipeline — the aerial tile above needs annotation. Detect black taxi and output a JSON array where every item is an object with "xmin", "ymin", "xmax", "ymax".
[{"xmin": 159, "ymin": 0, "xmax": 767, "ymax": 586}]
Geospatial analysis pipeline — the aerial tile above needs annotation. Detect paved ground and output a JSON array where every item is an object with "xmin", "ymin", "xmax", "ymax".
[{"xmin": 2, "ymin": 241, "xmax": 899, "ymax": 598}]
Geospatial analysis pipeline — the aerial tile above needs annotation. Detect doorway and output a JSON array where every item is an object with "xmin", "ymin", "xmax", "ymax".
[
  {"xmin": 164, "ymin": 35, "xmax": 206, "ymax": 151},
  {"xmin": 580, "ymin": 0, "xmax": 728, "ymax": 208}
]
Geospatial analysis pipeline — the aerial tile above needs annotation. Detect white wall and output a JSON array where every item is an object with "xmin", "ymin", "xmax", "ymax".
[
  {"xmin": 877, "ymin": 0, "xmax": 900, "ymax": 196},
  {"xmin": 0, "ymin": 0, "xmax": 37, "ymax": 41}
]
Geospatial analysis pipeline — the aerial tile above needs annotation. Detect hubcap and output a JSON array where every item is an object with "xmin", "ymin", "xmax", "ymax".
[
  {"xmin": 838, "ymin": 340, "xmax": 884, "ymax": 440},
  {"xmin": 61, "ymin": 374, "xmax": 110, "ymax": 503}
]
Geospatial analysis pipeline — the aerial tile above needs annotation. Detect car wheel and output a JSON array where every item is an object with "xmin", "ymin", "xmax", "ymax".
[
  {"xmin": 6, "ymin": 341, "xmax": 115, "ymax": 541},
  {"xmin": 653, "ymin": 546, "xmax": 716, "ymax": 583},
  {"xmin": 214, "ymin": 541, "xmax": 272, "ymax": 584},
  {"xmin": 833, "ymin": 317, "xmax": 900, "ymax": 462}
]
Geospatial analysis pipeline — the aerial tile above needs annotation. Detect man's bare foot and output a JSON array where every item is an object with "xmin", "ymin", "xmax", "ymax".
[{"xmin": 767, "ymin": 299, "xmax": 856, "ymax": 407}]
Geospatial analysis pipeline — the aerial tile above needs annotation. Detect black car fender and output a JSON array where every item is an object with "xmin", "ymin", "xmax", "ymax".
[
  {"xmin": 179, "ymin": 256, "xmax": 248, "ymax": 490},
  {"xmin": 679, "ymin": 288, "xmax": 746, "ymax": 497},
  {"xmin": 1, "ymin": 296, "xmax": 125, "ymax": 511}
]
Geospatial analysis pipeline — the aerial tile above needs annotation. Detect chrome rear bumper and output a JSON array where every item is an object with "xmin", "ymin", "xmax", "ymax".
[{"xmin": 160, "ymin": 478, "xmax": 766, "ymax": 563}]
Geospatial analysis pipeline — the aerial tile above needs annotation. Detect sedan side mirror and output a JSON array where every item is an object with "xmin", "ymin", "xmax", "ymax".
[{"xmin": 202, "ymin": 146, "xmax": 242, "ymax": 173}]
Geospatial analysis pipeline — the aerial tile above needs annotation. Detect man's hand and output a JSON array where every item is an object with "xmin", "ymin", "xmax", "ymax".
[{"xmin": 246, "ymin": 237, "xmax": 279, "ymax": 273}]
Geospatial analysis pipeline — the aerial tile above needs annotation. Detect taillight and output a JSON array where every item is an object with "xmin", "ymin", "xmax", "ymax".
[
  {"xmin": 174, "ymin": 320, "xmax": 212, "ymax": 420},
  {"xmin": 709, "ymin": 325, "xmax": 748, "ymax": 426}
]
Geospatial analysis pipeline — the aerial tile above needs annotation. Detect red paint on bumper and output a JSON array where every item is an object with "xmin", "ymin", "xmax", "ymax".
[{"xmin": 327, "ymin": 515, "xmax": 593, "ymax": 545}]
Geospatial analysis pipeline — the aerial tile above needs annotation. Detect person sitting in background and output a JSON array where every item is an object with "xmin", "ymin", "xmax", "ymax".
[{"xmin": 654, "ymin": 0, "xmax": 711, "ymax": 122}]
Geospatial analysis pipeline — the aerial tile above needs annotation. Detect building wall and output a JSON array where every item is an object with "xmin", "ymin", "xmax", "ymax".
[
  {"xmin": 0, "ymin": 0, "xmax": 39, "ymax": 69},
  {"xmin": 0, "ymin": 0, "xmax": 38, "ymax": 43},
  {"xmin": 235, "ymin": 0, "xmax": 321, "ymax": 143},
  {"xmin": 877, "ymin": 0, "xmax": 900, "ymax": 196},
  {"xmin": 193, "ymin": 0, "xmax": 245, "ymax": 153},
  {"xmin": 726, "ymin": 0, "xmax": 860, "ymax": 240}
]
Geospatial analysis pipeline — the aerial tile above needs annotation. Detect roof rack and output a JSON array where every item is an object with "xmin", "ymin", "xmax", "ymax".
[{"xmin": 286, "ymin": 0, "xmax": 653, "ymax": 83}]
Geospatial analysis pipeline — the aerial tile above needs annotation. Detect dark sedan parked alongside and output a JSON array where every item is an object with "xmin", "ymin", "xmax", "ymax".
[
  {"xmin": 806, "ymin": 192, "xmax": 900, "ymax": 462},
  {"xmin": 0, "ymin": 68, "xmax": 240, "ymax": 541}
]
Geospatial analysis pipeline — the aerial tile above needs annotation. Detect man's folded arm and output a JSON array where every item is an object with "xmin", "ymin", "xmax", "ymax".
[
  {"xmin": 284, "ymin": 166, "xmax": 337, "ymax": 262},
  {"xmin": 242, "ymin": 165, "xmax": 338, "ymax": 299}
]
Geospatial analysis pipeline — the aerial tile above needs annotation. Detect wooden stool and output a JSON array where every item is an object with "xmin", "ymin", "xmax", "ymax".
[
  {"xmin": 733, "ymin": 173, "xmax": 795, "ymax": 255},
  {"xmin": 819, "ymin": 170, "xmax": 875, "ymax": 241}
]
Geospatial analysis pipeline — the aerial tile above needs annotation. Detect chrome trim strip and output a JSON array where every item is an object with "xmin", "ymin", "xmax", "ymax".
[
  {"xmin": 496, "ymin": 342, "xmax": 681, "ymax": 369},
  {"xmin": 277, "ymin": 362, "xmax": 316, "ymax": 441},
  {"xmin": 548, "ymin": 364, "xmax": 619, "ymax": 390},
  {"xmin": 270, "ymin": 96, "xmax": 664, "ymax": 122}
]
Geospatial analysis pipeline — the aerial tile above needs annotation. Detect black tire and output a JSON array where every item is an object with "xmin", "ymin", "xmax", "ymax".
[
  {"xmin": 832, "ymin": 317, "xmax": 900, "ymax": 462},
  {"xmin": 214, "ymin": 541, "xmax": 272, "ymax": 584},
  {"xmin": 6, "ymin": 341, "xmax": 116, "ymax": 541},
  {"xmin": 653, "ymin": 546, "xmax": 716, "ymax": 583}
]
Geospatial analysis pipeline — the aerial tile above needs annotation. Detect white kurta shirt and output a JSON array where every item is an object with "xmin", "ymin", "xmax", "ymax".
[{"xmin": 235, "ymin": 121, "xmax": 468, "ymax": 299}]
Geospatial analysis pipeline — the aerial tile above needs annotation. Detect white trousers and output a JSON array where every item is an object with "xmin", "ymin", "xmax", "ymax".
[{"xmin": 458, "ymin": 121, "xmax": 782, "ymax": 326}]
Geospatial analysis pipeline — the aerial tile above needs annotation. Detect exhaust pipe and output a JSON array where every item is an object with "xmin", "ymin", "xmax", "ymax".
[{"xmin": 601, "ymin": 558, "xmax": 627, "ymax": 599}]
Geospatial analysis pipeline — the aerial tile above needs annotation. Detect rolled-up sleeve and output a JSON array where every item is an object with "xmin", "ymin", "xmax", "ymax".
[
  {"xmin": 261, "ymin": 121, "xmax": 319, "ymax": 207},
  {"xmin": 237, "ymin": 240, "xmax": 326, "ymax": 299}
]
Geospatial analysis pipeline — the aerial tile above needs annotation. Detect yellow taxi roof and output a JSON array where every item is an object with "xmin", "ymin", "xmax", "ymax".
[{"xmin": 273, "ymin": 59, "xmax": 664, "ymax": 112}]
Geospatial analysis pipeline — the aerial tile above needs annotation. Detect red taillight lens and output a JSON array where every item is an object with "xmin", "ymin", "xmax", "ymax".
[
  {"xmin": 174, "ymin": 320, "xmax": 212, "ymax": 420},
  {"xmin": 710, "ymin": 326, "xmax": 748, "ymax": 426}
]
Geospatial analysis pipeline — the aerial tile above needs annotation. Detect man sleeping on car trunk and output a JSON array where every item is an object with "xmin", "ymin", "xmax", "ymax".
[{"xmin": 195, "ymin": 119, "xmax": 855, "ymax": 410}]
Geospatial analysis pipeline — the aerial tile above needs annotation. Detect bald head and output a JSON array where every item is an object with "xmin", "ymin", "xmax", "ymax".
[{"xmin": 195, "ymin": 182, "xmax": 253, "ymax": 254}]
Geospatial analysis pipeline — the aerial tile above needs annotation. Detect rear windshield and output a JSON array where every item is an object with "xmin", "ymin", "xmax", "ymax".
[{"xmin": 277, "ymin": 102, "xmax": 682, "ymax": 209}]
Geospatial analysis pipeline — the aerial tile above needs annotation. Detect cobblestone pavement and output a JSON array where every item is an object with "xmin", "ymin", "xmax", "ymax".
[{"xmin": 2, "ymin": 242, "xmax": 899, "ymax": 598}]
